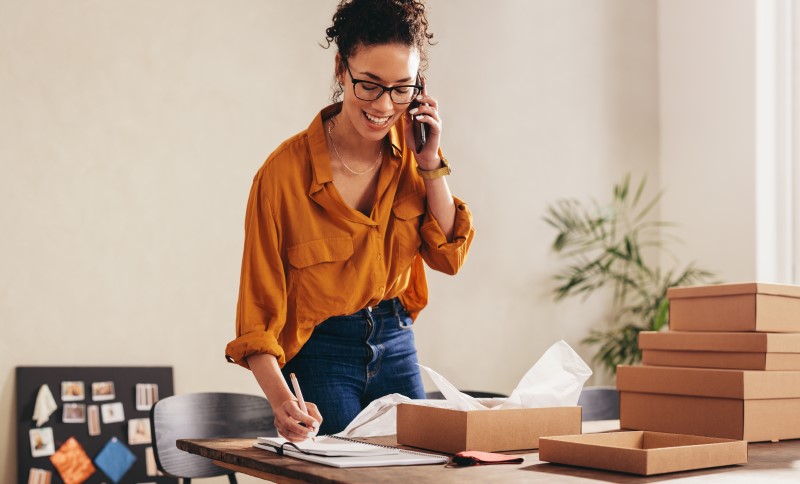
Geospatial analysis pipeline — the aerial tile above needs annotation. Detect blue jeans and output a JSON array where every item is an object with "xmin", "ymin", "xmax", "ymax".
[{"xmin": 281, "ymin": 298, "xmax": 425, "ymax": 435}]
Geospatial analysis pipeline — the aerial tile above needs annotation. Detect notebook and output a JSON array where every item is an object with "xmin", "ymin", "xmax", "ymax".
[{"xmin": 254, "ymin": 436, "xmax": 448, "ymax": 468}]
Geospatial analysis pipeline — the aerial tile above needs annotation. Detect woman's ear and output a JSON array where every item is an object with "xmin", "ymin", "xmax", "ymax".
[{"xmin": 334, "ymin": 53, "xmax": 344, "ymax": 84}]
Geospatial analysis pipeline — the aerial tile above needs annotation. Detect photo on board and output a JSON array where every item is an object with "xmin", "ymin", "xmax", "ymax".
[
  {"xmin": 60, "ymin": 381, "xmax": 85, "ymax": 402},
  {"xmin": 87, "ymin": 404, "xmax": 101, "ymax": 436},
  {"xmin": 29, "ymin": 427, "xmax": 55, "ymax": 458},
  {"xmin": 62, "ymin": 403, "xmax": 86, "ymax": 423},
  {"xmin": 100, "ymin": 402, "xmax": 125, "ymax": 424},
  {"xmin": 135, "ymin": 383, "xmax": 159, "ymax": 411},
  {"xmin": 91, "ymin": 381, "xmax": 115, "ymax": 401},
  {"xmin": 128, "ymin": 418, "xmax": 152, "ymax": 445}
]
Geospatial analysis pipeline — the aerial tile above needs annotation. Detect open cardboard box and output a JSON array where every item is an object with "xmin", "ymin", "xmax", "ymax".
[
  {"xmin": 667, "ymin": 282, "xmax": 800, "ymax": 332},
  {"xmin": 639, "ymin": 331, "xmax": 800, "ymax": 370},
  {"xmin": 396, "ymin": 403, "xmax": 581, "ymax": 454},
  {"xmin": 617, "ymin": 365, "xmax": 800, "ymax": 441},
  {"xmin": 538, "ymin": 431, "xmax": 747, "ymax": 476}
]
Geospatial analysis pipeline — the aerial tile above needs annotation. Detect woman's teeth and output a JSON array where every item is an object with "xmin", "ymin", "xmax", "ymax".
[{"xmin": 364, "ymin": 111, "xmax": 390, "ymax": 125}]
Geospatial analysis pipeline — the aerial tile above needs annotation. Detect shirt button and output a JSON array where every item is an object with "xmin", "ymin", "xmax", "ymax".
[
  {"xmin": 379, "ymin": 286, "xmax": 385, "ymax": 293},
  {"xmin": 377, "ymin": 253, "xmax": 382, "ymax": 261}
]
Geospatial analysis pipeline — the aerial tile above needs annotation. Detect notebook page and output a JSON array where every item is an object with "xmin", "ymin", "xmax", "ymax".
[
  {"xmin": 256, "ymin": 436, "xmax": 398, "ymax": 457},
  {"xmin": 253, "ymin": 442, "xmax": 447, "ymax": 468}
]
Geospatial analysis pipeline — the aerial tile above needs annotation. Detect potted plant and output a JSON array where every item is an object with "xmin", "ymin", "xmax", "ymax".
[{"xmin": 544, "ymin": 174, "xmax": 716, "ymax": 374}]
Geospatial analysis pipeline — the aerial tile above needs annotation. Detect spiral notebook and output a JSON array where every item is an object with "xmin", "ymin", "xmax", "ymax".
[{"xmin": 254, "ymin": 436, "xmax": 448, "ymax": 468}]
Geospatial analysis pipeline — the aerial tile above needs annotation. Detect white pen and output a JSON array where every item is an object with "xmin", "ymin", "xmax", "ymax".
[{"xmin": 289, "ymin": 372, "xmax": 317, "ymax": 442}]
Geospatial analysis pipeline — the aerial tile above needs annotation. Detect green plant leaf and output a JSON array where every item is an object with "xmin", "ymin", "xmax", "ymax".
[{"xmin": 547, "ymin": 173, "xmax": 717, "ymax": 374}]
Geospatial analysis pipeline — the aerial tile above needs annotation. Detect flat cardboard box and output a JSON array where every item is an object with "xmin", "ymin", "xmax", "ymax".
[
  {"xmin": 538, "ymin": 431, "xmax": 747, "ymax": 475},
  {"xmin": 667, "ymin": 282, "xmax": 800, "ymax": 332},
  {"xmin": 395, "ymin": 403, "xmax": 581, "ymax": 454},
  {"xmin": 617, "ymin": 365, "xmax": 800, "ymax": 441},
  {"xmin": 639, "ymin": 331, "xmax": 800, "ymax": 370},
  {"xmin": 616, "ymin": 365, "xmax": 800, "ymax": 399},
  {"xmin": 620, "ymin": 391, "xmax": 800, "ymax": 441}
]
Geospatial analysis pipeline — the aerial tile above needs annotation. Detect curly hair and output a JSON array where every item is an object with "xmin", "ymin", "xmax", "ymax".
[{"xmin": 323, "ymin": 0, "xmax": 435, "ymax": 102}]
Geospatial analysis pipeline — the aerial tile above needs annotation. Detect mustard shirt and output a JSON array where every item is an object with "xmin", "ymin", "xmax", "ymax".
[{"xmin": 225, "ymin": 103, "xmax": 475, "ymax": 368}]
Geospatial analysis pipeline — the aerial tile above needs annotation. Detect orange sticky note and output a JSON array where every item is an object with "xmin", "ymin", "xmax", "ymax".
[{"xmin": 49, "ymin": 437, "xmax": 95, "ymax": 484}]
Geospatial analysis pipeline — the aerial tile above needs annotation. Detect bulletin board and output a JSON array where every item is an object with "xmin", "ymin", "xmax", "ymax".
[{"xmin": 16, "ymin": 366, "xmax": 178, "ymax": 484}]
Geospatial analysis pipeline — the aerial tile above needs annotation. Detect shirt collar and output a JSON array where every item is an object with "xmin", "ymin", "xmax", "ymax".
[{"xmin": 307, "ymin": 103, "xmax": 403, "ymax": 196}]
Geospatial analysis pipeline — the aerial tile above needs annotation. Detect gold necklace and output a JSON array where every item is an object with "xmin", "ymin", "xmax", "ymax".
[{"xmin": 327, "ymin": 118, "xmax": 382, "ymax": 176}]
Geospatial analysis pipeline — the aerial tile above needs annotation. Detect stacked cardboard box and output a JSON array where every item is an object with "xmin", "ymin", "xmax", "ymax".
[{"xmin": 616, "ymin": 282, "xmax": 800, "ymax": 442}]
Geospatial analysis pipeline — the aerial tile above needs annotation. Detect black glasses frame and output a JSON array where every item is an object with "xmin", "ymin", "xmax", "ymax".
[{"xmin": 344, "ymin": 61, "xmax": 423, "ymax": 104}]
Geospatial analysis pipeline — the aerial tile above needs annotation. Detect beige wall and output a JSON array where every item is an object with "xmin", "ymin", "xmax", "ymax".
[
  {"xmin": 658, "ymin": 0, "xmax": 758, "ymax": 283},
  {"xmin": 1, "ymin": 1, "xmax": 659, "ymax": 482}
]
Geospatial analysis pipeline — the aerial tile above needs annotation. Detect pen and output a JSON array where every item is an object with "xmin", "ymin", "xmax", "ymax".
[{"xmin": 289, "ymin": 372, "xmax": 316, "ymax": 442}]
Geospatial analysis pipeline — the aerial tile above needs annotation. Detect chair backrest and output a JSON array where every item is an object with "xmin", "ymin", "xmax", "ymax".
[
  {"xmin": 577, "ymin": 386, "xmax": 620, "ymax": 421},
  {"xmin": 150, "ymin": 392, "xmax": 277, "ymax": 479}
]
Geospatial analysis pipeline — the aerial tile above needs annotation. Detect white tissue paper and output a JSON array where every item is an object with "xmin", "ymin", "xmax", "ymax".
[
  {"xmin": 498, "ymin": 339, "xmax": 593, "ymax": 409},
  {"xmin": 336, "ymin": 340, "xmax": 592, "ymax": 438},
  {"xmin": 32, "ymin": 384, "xmax": 58, "ymax": 427}
]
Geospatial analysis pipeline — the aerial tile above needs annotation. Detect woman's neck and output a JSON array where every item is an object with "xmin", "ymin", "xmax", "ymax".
[{"xmin": 329, "ymin": 113, "xmax": 383, "ymax": 159}]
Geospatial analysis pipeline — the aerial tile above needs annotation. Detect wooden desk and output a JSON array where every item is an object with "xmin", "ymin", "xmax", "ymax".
[{"xmin": 177, "ymin": 434, "xmax": 800, "ymax": 483}]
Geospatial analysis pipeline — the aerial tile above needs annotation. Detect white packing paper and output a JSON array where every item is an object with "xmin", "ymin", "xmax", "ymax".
[
  {"xmin": 32, "ymin": 384, "xmax": 58, "ymax": 427},
  {"xmin": 336, "ymin": 340, "xmax": 592, "ymax": 438},
  {"xmin": 417, "ymin": 364, "xmax": 484, "ymax": 410},
  {"xmin": 497, "ymin": 339, "xmax": 593, "ymax": 409}
]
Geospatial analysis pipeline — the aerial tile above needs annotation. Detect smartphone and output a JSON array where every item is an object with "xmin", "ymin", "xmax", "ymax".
[{"xmin": 410, "ymin": 74, "xmax": 427, "ymax": 153}]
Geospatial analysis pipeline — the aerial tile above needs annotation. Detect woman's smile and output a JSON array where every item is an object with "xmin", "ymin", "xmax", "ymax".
[{"xmin": 363, "ymin": 110, "xmax": 393, "ymax": 127}]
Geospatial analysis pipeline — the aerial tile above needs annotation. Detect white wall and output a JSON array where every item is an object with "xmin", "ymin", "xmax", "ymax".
[
  {"xmin": 658, "ymin": 0, "xmax": 759, "ymax": 282},
  {"xmin": 1, "ymin": 1, "xmax": 659, "ymax": 482},
  {"xmin": 417, "ymin": 0, "xmax": 659, "ymax": 393}
]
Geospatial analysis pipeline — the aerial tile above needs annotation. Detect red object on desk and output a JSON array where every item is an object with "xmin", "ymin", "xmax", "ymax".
[{"xmin": 450, "ymin": 450, "xmax": 524, "ymax": 466}]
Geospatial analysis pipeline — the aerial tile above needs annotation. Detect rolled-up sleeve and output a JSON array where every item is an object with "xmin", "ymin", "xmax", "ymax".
[
  {"xmin": 225, "ymin": 175, "xmax": 288, "ymax": 369},
  {"xmin": 419, "ymin": 195, "xmax": 474, "ymax": 275}
]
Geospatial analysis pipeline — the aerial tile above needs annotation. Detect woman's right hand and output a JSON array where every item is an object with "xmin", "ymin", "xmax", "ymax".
[
  {"xmin": 246, "ymin": 353, "xmax": 324, "ymax": 441},
  {"xmin": 273, "ymin": 397, "xmax": 323, "ymax": 442}
]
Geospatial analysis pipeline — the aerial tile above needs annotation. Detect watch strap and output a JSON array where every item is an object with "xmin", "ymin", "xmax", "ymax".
[{"xmin": 416, "ymin": 157, "xmax": 451, "ymax": 180}]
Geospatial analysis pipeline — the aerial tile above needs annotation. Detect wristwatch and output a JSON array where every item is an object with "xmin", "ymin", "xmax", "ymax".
[{"xmin": 416, "ymin": 157, "xmax": 451, "ymax": 180}]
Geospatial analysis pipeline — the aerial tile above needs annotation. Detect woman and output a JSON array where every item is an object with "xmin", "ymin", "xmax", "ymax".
[{"xmin": 225, "ymin": 0, "xmax": 474, "ymax": 440}]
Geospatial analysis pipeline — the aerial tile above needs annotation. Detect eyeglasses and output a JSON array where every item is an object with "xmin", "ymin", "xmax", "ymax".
[{"xmin": 344, "ymin": 61, "xmax": 422, "ymax": 104}]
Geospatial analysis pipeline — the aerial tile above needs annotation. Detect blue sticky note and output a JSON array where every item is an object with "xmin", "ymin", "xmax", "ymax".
[{"xmin": 94, "ymin": 437, "xmax": 136, "ymax": 483}]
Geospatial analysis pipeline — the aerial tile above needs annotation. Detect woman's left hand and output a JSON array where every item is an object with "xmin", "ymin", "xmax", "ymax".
[{"xmin": 403, "ymin": 91, "xmax": 442, "ymax": 170}]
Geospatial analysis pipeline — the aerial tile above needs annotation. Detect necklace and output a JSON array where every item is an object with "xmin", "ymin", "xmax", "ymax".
[{"xmin": 327, "ymin": 118, "xmax": 383, "ymax": 176}]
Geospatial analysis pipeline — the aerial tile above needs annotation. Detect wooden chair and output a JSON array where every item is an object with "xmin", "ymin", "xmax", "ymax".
[
  {"xmin": 577, "ymin": 386, "xmax": 620, "ymax": 421},
  {"xmin": 149, "ymin": 392, "xmax": 277, "ymax": 483}
]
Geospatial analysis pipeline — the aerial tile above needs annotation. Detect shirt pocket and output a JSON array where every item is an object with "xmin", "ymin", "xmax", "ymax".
[
  {"xmin": 287, "ymin": 236, "xmax": 356, "ymax": 328},
  {"xmin": 390, "ymin": 194, "xmax": 425, "ymax": 274}
]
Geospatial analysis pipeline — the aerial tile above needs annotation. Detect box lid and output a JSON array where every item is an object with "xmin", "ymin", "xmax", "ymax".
[
  {"xmin": 638, "ymin": 331, "xmax": 800, "ymax": 353},
  {"xmin": 667, "ymin": 282, "xmax": 800, "ymax": 300},
  {"xmin": 538, "ymin": 431, "xmax": 747, "ymax": 476},
  {"xmin": 616, "ymin": 365, "xmax": 800, "ymax": 399}
]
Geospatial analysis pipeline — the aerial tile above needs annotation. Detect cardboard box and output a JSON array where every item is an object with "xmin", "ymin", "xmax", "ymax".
[
  {"xmin": 639, "ymin": 331, "xmax": 800, "ymax": 370},
  {"xmin": 620, "ymin": 391, "xmax": 800, "ymax": 441},
  {"xmin": 395, "ymin": 403, "xmax": 581, "ymax": 454},
  {"xmin": 538, "ymin": 431, "xmax": 747, "ymax": 475},
  {"xmin": 667, "ymin": 282, "xmax": 800, "ymax": 332},
  {"xmin": 616, "ymin": 365, "xmax": 800, "ymax": 399},
  {"xmin": 617, "ymin": 365, "xmax": 800, "ymax": 441},
  {"xmin": 642, "ymin": 350, "xmax": 800, "ymax": 370}
]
